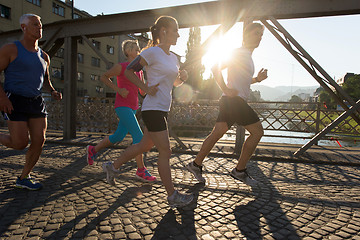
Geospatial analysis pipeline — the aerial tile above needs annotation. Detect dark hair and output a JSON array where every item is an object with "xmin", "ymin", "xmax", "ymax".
[
  {"xmin": 243, "ymin": 22, "xmax": 264, "ymax": 38},
  {"xmin": 146, "ymin": 16, "xmax": 177, "ymax": 49}
]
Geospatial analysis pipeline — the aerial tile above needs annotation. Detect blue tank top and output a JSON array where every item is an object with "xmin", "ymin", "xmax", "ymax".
[{"xmin": 4, "ymin": 41, "xmax": 47, "ymax": 97}]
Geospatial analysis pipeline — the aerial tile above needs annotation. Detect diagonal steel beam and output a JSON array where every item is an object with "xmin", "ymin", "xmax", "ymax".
[
  {"xmin": 81, "ymin": 35, "xmax": 111, "ymax": 69},
  {"xmin": 261, "ymin": 16, "xmax": 360, "ymax": 155},
  {"xmin": 267, "ymin": 16, "xmax": 360, "ymax": 113},
  {"xmin": 294, "ymin": 100, "xmax": 360, "ymax": 157},
  {"xmin": 41, "ymin": 27, "xmax": 63, "ymax": 52},
  {"xmin": 46, "ymin": 38, "xmax": 65, "ymax": 58},
  {"xmin": 261, "ymin": 17, "xmax": 360, "ymax": 123}
]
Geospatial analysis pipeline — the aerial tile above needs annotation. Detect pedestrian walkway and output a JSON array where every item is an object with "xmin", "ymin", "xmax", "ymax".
[{"xmin": 0, "ymin": 130, "xmax": 359, "ymax": 239}]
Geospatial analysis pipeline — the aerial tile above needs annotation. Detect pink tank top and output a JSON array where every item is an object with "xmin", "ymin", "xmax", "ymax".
[{"xmin": 114, "ymin": 62, "xmax": 144, "ymax": 110}]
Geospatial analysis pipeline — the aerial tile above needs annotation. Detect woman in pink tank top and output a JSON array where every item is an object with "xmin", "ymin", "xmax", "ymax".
[{"xmin": 86, "ymin": 40, "xmax": 156, "ymax": 183}]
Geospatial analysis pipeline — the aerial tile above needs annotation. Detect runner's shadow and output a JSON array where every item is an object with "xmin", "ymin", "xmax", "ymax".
[
  {"xmin": 233, "ymin": 162, "xmax": 301, "ymax": 240},
  {"xmin": 45, "ymin": 184, "xmax": 153, "ymax": 239},
  {"xmin": 151, "ymin": 182, "xmax": 204, "ymax": 240}
]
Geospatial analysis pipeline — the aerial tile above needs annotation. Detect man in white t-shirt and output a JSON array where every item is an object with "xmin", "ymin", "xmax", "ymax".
[{"xmin": 186, "ymin": 23, "xmax": 268, "ymax": 186}]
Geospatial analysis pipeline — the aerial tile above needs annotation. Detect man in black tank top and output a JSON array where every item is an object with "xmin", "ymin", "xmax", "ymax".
[{"xmin": 0, "ymin": 14, "xmax": 62, "ymax": 190}]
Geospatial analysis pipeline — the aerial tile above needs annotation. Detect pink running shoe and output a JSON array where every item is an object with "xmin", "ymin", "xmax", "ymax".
[
  {"xmin": 86, "ymin": 145, "xmax": 97, "ymax": 165},
  {"xmin": 136, "ymin": 167, "xmax": 156, "ymax": 182}
]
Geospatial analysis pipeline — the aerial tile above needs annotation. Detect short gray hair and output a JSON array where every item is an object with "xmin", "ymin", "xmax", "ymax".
[
  {"xmin": 121, "ymin": 40, "xmax": 139, "ymax": 57},
  {"xmin": 19, "ymin": 13, "xmax": 41, "ymax": 26}
]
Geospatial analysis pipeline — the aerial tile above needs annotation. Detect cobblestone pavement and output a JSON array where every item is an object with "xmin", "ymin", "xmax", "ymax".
[{"xmin": 0, "ymin": 142, "xmax": 360, "ymax": 240}]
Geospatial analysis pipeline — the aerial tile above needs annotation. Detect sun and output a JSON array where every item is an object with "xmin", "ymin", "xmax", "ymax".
[{"xmin": 201, "ymin": 27, "xmax": 241, "ymax": 79}]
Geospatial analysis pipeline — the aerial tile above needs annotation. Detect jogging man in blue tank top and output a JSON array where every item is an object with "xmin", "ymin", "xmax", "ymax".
[{"xmin": 0, "ymin": 14, "xmax": 62, "ymax": 190}]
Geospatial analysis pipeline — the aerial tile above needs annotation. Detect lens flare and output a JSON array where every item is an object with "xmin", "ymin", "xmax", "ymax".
[{"xmin": 173, "ymin": 84, "xmax": 194, "ymax": 103}]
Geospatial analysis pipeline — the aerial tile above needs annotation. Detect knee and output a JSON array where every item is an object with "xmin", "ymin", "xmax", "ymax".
[
  {"xmin": 252, "ymin": 128, "xmax": 264, "ymax": 140},
  {"xmin": 159, "ymin": 148, "xmax": 172, "ymax": 159},
  {"xmin": 12, "ymin": 139, "xmax": 29, "ymax": 150},
  {"xmin": 30, "ymin": 136, "xmax": 46, "ymax": 148},
  {"xmin": 136, "ymin": 141, "xmax": 153, "ymax": 153},
  {"xmin": 209, "ymin": 129, "xmax": 225, "ymax": 142}
]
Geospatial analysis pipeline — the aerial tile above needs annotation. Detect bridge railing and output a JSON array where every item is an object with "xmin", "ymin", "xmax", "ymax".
[{"xmin": 1, "ymin": 98, "xmax": 358, "ymax": 141}]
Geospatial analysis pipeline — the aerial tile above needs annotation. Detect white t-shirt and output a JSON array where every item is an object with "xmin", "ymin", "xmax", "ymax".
[
  {"xmin": 140, "ymin": 46, "xmax": 179, "ymax": 112},
  {"xmin": 225, "ymin": 47, "xmax": 254, "ymax": 101}
]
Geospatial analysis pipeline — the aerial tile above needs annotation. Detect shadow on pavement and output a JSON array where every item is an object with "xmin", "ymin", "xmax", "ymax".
[
  {"xmin": 151, "ymin": 182, "xmax": 204, "ymax": 240},
  {"xmin": 45, "ymin": 185, "xmax": 153, "ymax": 239},
  {"xmin": 234, "ymin": 162, "xmax": 301, "ymax": 240}
]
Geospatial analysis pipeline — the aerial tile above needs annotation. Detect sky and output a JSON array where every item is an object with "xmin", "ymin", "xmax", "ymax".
[{"xmin": 73, "ymin": 0, "xmax": 360, "ymax": 88}]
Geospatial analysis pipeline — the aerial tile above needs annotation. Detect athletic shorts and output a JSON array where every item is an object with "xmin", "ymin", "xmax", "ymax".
[
  {"xmin": 141, "ymin": 110, "xmax": 168, "ymax": 132},
  {"xmin": 1, "ymin": 93, "xmax": 47, "ymax": 121},
  {"xmin": 216, "ymin": 96, "xmax": 259, "ymax": 128}
]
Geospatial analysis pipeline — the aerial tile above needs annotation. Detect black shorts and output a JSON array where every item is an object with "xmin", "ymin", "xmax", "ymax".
[
  {"xmin": 1, "ymin": 93, "xmax": 47, "ymax": 121},
  {"xmin": 216, "ymin": 96, "xmax": 259, "ymax": 128},
  {"xmin": 141, "ymin": 110, "xmax": 168, "ymax": 132}
]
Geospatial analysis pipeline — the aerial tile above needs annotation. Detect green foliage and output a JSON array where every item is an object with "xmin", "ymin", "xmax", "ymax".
[
  {"xmin": 289, "ymin": 95, "xmax": 303, "ymax": 103},
  {"xmin": 185, "ymin": 27, "xmax": 205, "ymax": 90},
  {"xmin": 342, "ymin": 74, "xmax": 360, "ymax": 101},
  {"xmin": 198, "ymin": 74, "xmax": 222, "ymax": 100},
  {"xmin": 249, "ymin": 90, "xmax": 262, "ymax": 102},
  {"xmin": 318, "ymin": 90, "xmax": 336, "ymax": 109}
]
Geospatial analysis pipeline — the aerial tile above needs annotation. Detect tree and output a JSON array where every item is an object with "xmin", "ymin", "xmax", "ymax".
[
  {"xmin": 318, "ymin": 90, "xmax": 336, "ymax": 109},
  {"xmin": 342, "ymin": 74, "xmax": 360, "ymax": 101},
  {"xmin": 198, "ymin": 74, "xmax": 222, "ymax": 100},
  {"xmin": 184, "ymin": 27, "xmax": 205, "ymax": 91},
  {"xmin": 289, "ymin": 95, "xmax": 303, "ymax": 103},
  {"xmin": 249, "ymin": 90, "xmax": 262, "ymax": 102}
]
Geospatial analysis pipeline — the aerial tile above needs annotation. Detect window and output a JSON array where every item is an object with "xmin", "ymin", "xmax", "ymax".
[
  {"xmin": 55, "ymin": 48, "xmax": 64, "ymax": 58},
  {"xmin": 90, "ymin": 74, "xmax": 100, "ymax": 81},
  {"xmin": 0, "ymin": 5, "xmax": 10, "ymax": 19},
  {"xmin": 77, "ymin": 89, "xmax": 87, "ymax": 97},
  {"xmin": 26, "ymin": 0, "xmax": 41, "ymax": 7},
  {"xmin": 77, "ymin": 53, "xmax": 84, "ymax": 63},
  {"xmin": 106, "ymin": 62, "xmax": 114, "ymax": 70},
  {"xmin": 96, "ymin": 86, "xmax": 104, "ymax": 93},
  {"xmin": 106, "ymin": 92, "xmax": 116, "ymax": 98},
  {"xmin": 92, "ymin": 40, "xmax": 100, "ymax": 50},
  {"xmin": 91, "ymin": 57, "xmax": 100, "ymax": 67},
  {"xmin": 73, "ymin": 13, "xmax": 81, "ymax": 19},
  {"xmin": 78, "ymin": 38, "xmax": 83, "ymax": 44},
  {"xmin": 52, "ymin": 2, "xmax": 65, "ymax": 17},
  {"xmin": 107, "ymin": 45, "xmax": 114, "ymax": 55},
  {"xmin": 52, "ymin": 67, "xmax": 63, "ymax": 79},
  {"xmin": 77, "ymin": 72, "xmax": 84, "ymax": 82}
]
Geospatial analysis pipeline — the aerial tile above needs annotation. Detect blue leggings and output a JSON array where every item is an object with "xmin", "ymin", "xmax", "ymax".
[{"xmin": 109, "ymin": 107, "xmax": 143, "ymax": 144}]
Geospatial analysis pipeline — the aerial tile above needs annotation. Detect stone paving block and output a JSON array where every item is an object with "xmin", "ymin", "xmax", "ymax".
[{"xmin": 1, "ymin": 143, "xmax": 360, "ymax": 239}]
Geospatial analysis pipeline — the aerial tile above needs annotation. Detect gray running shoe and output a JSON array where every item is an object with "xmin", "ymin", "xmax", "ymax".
[
  {"xmin": 102, "ymin": 161, "xmax": 117, "ymax": 186},
  {"xmin": 167, "ymin": 190, "xmax": 194, "ymax": 208},
  {"xmin": 185, "ymin": 161, "xmax": 206, "ymax": 183},
  {"xmin": 230, "ymin": 168, "xmax": 257, "ymax": 186}
]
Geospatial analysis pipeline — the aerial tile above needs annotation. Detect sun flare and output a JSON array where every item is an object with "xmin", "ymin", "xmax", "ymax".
[{"xmin": 201, "ymin": 27, "xmax": 241, "ymax": 79}]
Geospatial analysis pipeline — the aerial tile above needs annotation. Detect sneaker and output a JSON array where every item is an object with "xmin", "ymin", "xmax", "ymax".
[
  {"xmin": 16, "ymin": 176, "xmax": 42, "ymax": 190},
  {"xmin": 230, "ymin": 168, "xmax": 257, "ymax": 186},
  {"xmin": 167, "ymin": 190, "xmax": 194, "ymax": 208},
  {"xmin": 86, "ymin": 145, "xmax": 97, "ymax": 165},
  {"xmin": 185, "ymin": 161, "xmax": 206, "ymax": 183},
  {"xmin": 136, "ymin": 167, "xmax": 156, "ymax": 182},
  {"xmin": 102, "ymin": 161, "xmax": 117, "ymax": 186}
]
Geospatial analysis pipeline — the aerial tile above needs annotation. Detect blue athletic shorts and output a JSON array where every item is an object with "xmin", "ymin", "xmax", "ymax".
[{"xmin": 1, "ymin": 93, "xmax": 47, "ymax": 121}]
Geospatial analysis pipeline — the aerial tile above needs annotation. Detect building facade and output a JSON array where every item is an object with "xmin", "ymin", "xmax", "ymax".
[{"xmin": 0, "ymin": 0, "xmax": 148, "ymax": 97}]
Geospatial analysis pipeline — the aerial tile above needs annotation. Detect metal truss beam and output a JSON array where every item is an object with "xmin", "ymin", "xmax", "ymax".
[
  {"xmin": 0, "ymin": 0, "xmax": 359, "ymax": 45},
  {"xmin": 81, "ymin": 35, "xmax": 111, "ymax": 69},
  {"xmin": 261, "ymin": 16, "xmax": 360, "ymax": 155},
  {"xmin": 294, "ymin": 100, "xmax": 360, "ymax": 156}
]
